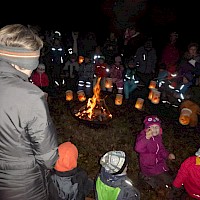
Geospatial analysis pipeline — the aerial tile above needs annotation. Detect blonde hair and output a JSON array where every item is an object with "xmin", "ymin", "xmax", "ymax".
[{"xmin": 0, "ymin": 24, "xmax": 43, "ymax": 51}]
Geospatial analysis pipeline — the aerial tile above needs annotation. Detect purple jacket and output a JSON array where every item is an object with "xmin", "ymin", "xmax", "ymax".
[{"xmin": 135, "ymin": 130, "xmax": 169, "ymax": 176}]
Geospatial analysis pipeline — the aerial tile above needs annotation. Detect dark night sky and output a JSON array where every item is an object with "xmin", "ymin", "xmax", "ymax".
[{"xmin": 0, "ymin": 0, "xmax": 199, "ymax": 47}]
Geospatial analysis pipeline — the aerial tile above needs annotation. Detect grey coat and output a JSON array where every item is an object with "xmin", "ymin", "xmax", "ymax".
[{"xmin": 0, "ymin": 61, "xmax": 59, "ymax": 200}]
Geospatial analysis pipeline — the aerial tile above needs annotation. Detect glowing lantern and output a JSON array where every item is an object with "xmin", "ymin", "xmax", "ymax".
[
  {"xmin": 135, "ymin": 98, "xmax": 144, "ymax": 110},
  {"xmin": 148, "ymin": 88, "xmax": 157, "ymax": 100},
  {"xmin": 105, "ymin": 77, "xmax": 113, "ymax": 89},
  {"xmin": 151, "ymin": 90, "xmax": 161, "ymax": 104},
  {"xmin": 179, "ymin": 108, "xmax": 192, "ymax": 125},
  {"xmin": 65, "ymin": 90, "xmax": 73, "ymax": 101},
  {"xmin": 78, "ymin": 56, "xmax": 84, "ymax": 64},
  {"xmin": 77, "ymin": 90, "xmax": 86, "ymax": 102},
  {"xmin": 149, "ymin": 80, "xmax": 157, "ymax": 89},
  {"xmin": 115, "ymin": 94, "xmax": 123, "ymax": 105}
]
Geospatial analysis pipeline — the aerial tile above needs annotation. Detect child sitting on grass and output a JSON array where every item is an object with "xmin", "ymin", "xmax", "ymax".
[
  {"xmin": 49, "ymin": 141, "xmax": 94, "ymax": 200},
  {"xmin": 95, "ymin": 150, "xmax": 140, "ymax": 200},
  {"xmin": 134, "ymin": 115, "xmax": 175, "ymax": 189}
]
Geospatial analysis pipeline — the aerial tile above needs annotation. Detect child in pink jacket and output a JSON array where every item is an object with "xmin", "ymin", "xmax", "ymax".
[
  {"xmin": 172, "ymin": 148, "xmax": 200, "ymax": 199},
  {"xmin": 135, "ymin": 115, "xmax": 175, "ymax": 189}
]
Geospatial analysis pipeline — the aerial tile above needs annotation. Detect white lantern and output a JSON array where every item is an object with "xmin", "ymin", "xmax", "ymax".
[
  {"xmin": 115, "ymin": 94, "xmax": 123, "ymax": 105},
  {"xmin": 105, "ymin": 77, "xmax": 113, "ymax": 89},
  {"xmin": 151, "ymin": 90, "xmax": 161, "ymax": 104},
  {"xmin": 135, "ymin": 98, "xmax": 144, "ymax": 110},
  {"xmin": 149, "ymin": 80, "xmax": 157, "ymax": 89},
  {"xmin": 65, "ymin": 90, "xmax": 73, "ymax": 101},
  {"xmin": 77, "ymin": 90, "xmax": 86, "ymax": 102}
]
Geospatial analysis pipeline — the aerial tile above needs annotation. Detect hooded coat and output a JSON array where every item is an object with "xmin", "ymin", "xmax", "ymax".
[
  {"xmin": 0, "ymin": 61, "xmax": 58, "ymax": 200},
  {"xmin": 135, "ymin": 130, "xmax": 169, "ymax": 177},
  {"xmin": 95, "ymin": 168, "xmax": 140, "ymax": 200},
  {"xmin": 173, "ymin": 156, "xmax": 200, "ymax": 199}
]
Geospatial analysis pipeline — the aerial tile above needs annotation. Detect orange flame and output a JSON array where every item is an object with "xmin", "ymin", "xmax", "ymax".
[
  {"xmin": 85, "ymin": 77, "xmax": 101, "ymax": 118},
  {"xmin": 75, "ymin": 77, "xmax": 112, "ymax": 121}
]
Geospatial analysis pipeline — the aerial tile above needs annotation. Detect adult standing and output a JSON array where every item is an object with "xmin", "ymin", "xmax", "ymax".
[{"xmin": 0, "ymin": 24, "xmax": 59, "ymax": 200}]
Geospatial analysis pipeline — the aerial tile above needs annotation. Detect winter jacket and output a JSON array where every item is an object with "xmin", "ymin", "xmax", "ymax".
[
  {"xmin": 173, "ymin": 156, "xmax": 200, "ymax": 199},
  {"xmin": 134, "ymin": 46, "xmax": 157, "ymax": 74},
  {"xmin": 110, "ymin": 64, "xmax": 124, "ymax": 88},
  {"xmin": 94, "ymin": 63, "xmax": 108, "ymax": 78},
  {"xmin": 63, "ymin": 60, "xmax": 79, "ymax": 79},
  {"xmin": 31, "ymin": 71, "xmax": 49, "ymax": 87},
  {"xmin": 160, "ymin": 43, "xmax": 180, "ymax": 73},
  {"xmin": 135, "ymin": 130, "xmax": 169, "ymax": 177},
  {"xmin": 0, "ymin": 61, "xmax": 59, "ymax": 200},
  {"xmin": 78, "ymin": 62, "xmax": 95, "ymax": 81},
  {"xmin": 49, "ymin": 167, "xmax": 94, "ymax": 200},
  {"xmin": 95, "ymin": 168, "xmax": 140, "ymax": 200}
]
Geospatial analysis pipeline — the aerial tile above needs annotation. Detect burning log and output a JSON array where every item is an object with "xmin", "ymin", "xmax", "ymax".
[{"xmin": 73, "ymin": 77, "xmax": 112, "ymax": 124}]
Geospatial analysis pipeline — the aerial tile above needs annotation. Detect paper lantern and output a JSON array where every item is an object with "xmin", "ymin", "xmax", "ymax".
[
  {"xmin": 105, "ymin": 77, "xmax": 113, "ymax": 89},
  {"xmin": 115, "ymin": 94, "xmax": 123, "ymax": 105},
  {"xmin": 135, "ymin": 98, "xmax": 144, "ymax": 110},
  {"xmin": 148, "ymin": 80, "xmax": 157, "ymax": 89},
  {"xmin": 151, "ymin": 90, "xmax": 161, "ymax": 104},
  {"xmin": 65, "ymin": 90, "xmax": 73, "ymax": 101},
  {"xmin": 148, "ymin": 88, "xmax": 157, "ymax": 100},
  {"xmin": 77, "ymin": 90, "xmax": 86, "ymax": 102},
  {"xmin": 78, "ymin": 56, "xmax": 84, "ymax": 64},
  {"xmin": 179, "ymin": 108, "xmax": 192, "ymax": 125}
]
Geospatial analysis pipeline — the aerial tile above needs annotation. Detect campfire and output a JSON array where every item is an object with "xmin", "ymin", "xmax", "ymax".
[{"xmin": 73, "ymin": 77, "xmax": 112, "ymax": 123}]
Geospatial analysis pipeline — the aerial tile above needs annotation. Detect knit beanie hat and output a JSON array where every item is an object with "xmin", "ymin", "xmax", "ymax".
[
  {"xmin": 144, "ymin": 115, "xmax": 161, "ymax": 129},
  {"xmin": 195, "ymin": 148, "xmax": 200, "ymax": 157},
  {"xmin": 100, "ymin": 151, "xmax": 127, "ymax": 175},
  {"xmin": 54, "ymin": 142, "xmax": 78, "ymax": 172}
]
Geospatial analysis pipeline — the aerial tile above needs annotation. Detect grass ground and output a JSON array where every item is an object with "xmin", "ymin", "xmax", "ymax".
[{"xmin": 48, "ymin": 89, "xmax": 200, "ymax": 200}]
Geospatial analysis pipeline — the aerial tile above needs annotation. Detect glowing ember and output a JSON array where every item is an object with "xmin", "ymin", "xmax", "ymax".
[{"xmin": 75, "ymin": 77, "xmax": 112, "ymax": 122}]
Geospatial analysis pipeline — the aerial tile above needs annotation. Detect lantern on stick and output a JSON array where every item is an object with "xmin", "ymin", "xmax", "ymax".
[
  {"xmin": 66, "ymin": 90, "xmax": 73, "ymax": 101},
  {"xmin": 77, "ymin": 90, "xmax": 86, "ymax": 102},
  {"xmin": 179, "ymin": 108, "xmax": 192, "ymax": 125},
  {"xmin": 115, "ymin": 94, "xmax": 123, "ymax": 105},
  {"xmin": 135, "ymin": 98, "xmax": 144, "ymax": 110},
  {"xmin": 151, "ymin": 90, "xmax": 161, "ymax": 104},
  {"xmin": 149, "ymin": 80, "xmax": 157, "ymax": 89}
]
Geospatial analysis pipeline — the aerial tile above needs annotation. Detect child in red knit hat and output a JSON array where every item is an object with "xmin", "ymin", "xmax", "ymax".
[{"xmin": 49, "ymin": 141, "xmax": 94, "ymax": 200}]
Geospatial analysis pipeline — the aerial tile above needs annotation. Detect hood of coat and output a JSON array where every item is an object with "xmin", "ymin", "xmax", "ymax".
[{"xmin": 99, "ymin": 167, "xmax": 126, "ymax": 187}]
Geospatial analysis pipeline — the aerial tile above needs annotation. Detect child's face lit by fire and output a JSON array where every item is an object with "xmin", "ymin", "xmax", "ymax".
[{"xmin": 148, "ymin": 124, "xmax": 160, "ymax": 136}]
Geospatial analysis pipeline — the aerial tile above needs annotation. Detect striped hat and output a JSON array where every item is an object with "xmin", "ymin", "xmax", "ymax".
[
  {"xmin": 0, "ymin": 45, "xmax": 40, "ymax": 70},
  {"xmin": 100, "ymin": 151, "xmax": 127, "ymax": 175}
]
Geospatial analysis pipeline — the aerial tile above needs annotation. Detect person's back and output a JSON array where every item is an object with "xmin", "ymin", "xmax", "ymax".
[
  {"xmin": 95, "ymin": 150, "xmax": 140, "ymax": 200},
  {"xmin": 49, "ymin": 142, "xmax": 94, "ymax": 200},
  {"xmin": 0, "ymin": 24, "xmax": 58, "ymax": 200}
]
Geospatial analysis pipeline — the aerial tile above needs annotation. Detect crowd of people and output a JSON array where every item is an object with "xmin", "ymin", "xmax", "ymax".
[
  {"xmin": 29, "ymin": 24, "xmax": 200, "ymax": 107},
  {"xmin": 0, "ymin": 23, "xmax": 200, "ymax": 200}
]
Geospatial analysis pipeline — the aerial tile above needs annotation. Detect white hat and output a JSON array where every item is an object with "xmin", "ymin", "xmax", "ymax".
[{"xmin": 100, "ymin": 151, "xmax": 127, "ymax": 174}]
